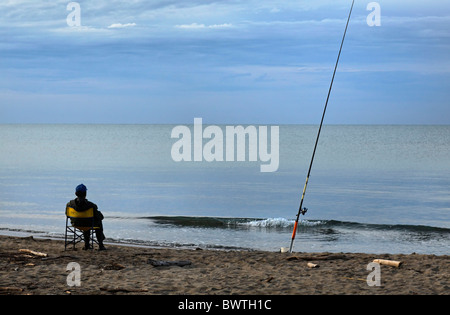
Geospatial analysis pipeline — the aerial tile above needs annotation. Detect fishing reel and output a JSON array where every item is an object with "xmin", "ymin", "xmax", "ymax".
[{"xmin": 300, "ymin": 207, "xmax": 308, "ymax": 215}]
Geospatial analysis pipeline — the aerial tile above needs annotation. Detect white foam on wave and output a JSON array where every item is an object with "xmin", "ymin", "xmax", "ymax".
[{"xmin": 238, "ymin": 218, "xmax": 325, "ymax": 228}]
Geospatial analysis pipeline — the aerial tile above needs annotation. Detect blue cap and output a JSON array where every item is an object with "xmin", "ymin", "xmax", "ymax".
[{"xmin": 75, "ymin": 184, "xmax": 87, "ymax": 193}]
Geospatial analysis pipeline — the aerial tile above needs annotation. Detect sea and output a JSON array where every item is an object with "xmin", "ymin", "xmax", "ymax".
[{"xmin": 0, "ymin": 124, "xmax": 449, "ymax": 255}]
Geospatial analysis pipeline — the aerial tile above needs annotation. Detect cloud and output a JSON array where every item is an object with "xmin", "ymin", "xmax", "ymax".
[
  {"xmin": 175, "ymin": 23, "xmax": 232, "ymax": 29},
  {"xmin": 108, "ymin": 23, "xmax": 137, "ymax": 29},
  {"xmin": 208, "ymin": 23, "xmax": 233, "ymax": 29},
  {"xmin": 2, "ymin": 0, "xmax": 450, "ymax": 124},
  {"xmin": 175, "ymin": 23, "xmax": 205, "ymax": 29}
]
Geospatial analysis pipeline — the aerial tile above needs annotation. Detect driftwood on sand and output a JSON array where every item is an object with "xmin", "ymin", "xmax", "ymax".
[
  {"xmin": 373, "ymin": 259, "xmax": 403, "ymax": 268},
  {"xmin": 147, "ymin": 259, "xmax": 191, "ymax": 267}
]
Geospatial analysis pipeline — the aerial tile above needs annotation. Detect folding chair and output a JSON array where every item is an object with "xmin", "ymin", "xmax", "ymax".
[{"xmin": 64, "ymin": 206, "xmax": 99, "ymax": 250}]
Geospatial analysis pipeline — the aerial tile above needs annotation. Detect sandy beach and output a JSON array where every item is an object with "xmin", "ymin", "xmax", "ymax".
[{"xmin": 0, "ymin": 235, "xmax": 448, "ymax": 296}]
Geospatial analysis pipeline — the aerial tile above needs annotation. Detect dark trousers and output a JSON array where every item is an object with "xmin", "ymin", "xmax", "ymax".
[{"xmin": 83, "ymin": 221, "xmax": 105, "ymax": 246}]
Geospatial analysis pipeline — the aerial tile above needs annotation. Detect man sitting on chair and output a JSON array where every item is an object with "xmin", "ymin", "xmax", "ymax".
[{"xmin": 67, "ymin": 184, "xmax": 106, "ymax": 250}]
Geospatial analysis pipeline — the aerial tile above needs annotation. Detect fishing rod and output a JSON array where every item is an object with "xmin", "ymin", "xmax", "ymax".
[{"xmin": 289, "ymin": 0, "xmax": 355, "ymax": 253}]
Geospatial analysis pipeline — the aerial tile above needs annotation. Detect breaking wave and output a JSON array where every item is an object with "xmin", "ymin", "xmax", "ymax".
[{"xmin": 142, "ymin": 216, "xmax": 450, "ymax": 234}]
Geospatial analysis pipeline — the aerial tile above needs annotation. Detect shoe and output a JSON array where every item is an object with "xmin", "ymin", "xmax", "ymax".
[{"xmin": 98, "ymin": 244, "xmax": 106, "ymax": 251}]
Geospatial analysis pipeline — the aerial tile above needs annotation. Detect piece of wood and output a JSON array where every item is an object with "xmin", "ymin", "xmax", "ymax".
[
  {"xmin": 41, "ymin": 255, "xmax": 78, "ymax": 261},
  {"xmin": 342, "ymin": 277, "xmax": 366, "ymax": 282},
  {"xmin": 103, "ymin": 262, "xmax": 125, "ymax": 270},
  {"xmin": 100, "ymin": 287, "xmax": 148, "ymax": 293},
  {"xmin": 18, "ymin": 249, "xmax": 48, "ymax": 257},
  {"xmin": 373, "ymin": 259, "xmax": 402, "ymax": 267},
  {"xmin": 0, "ymin": 286, "xmax": 24, "ymax": 293},
  {"xmin": 261, "ymin": 276, "xmax": 274, "ymax": 283},
  {"xmin": 307, "ymin": 262, "xmax": 319, "ymax": 268},
  {"xmin": 147, "ymin": 259, "xmax": 191, "ymax": 267}
]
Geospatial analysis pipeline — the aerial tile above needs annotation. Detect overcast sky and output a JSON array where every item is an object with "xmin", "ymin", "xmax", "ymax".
[{"xmin": 1, "ymin": 0, "xmax": 449, "ymax": 124}]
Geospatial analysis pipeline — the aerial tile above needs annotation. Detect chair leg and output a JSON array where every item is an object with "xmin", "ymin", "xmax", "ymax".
[
  {"xmin": 73, "ymin": 227, "xmax": 76, "ymax": 250},
  {"xmin": 65, "ymin": 219, "xmax": 98, "ymax": 250},
  {"xmin": 91, "ymin": 229, "xmax": 94, "ymax": 250},
  {"xmin": 64, "ymin": 219, "xmax": 68, "ymax": 251}
]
